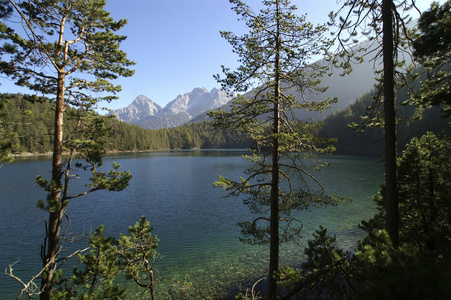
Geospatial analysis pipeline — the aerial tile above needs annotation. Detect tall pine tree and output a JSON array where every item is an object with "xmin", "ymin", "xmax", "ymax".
[
  {"xmin": 209, "ymin": 0, "xmax": 341, "ymax": 298},
  {"xmin": 329, "ymin": 0, "xmax": 421, "ymax": 246},
  {"xmin": 1, "ymin": 1, "xmax": 134, "ymax": 298}
]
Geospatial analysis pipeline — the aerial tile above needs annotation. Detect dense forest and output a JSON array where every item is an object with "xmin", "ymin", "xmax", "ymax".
[
  {"xmin": 0, "ymin": 93, "xmax": 250, "ymax": 155},
  {"xmin": 319, "ymin": 84, "xmax": 451, "ymax": 155},
  {"xmin": 3, "ymin": 88, "xmax": 449, "ymax": 157}
]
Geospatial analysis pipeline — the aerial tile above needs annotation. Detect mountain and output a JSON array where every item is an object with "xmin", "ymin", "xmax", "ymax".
[
  {"xmin": 109, "ymin": 87, "xmax": 232, "ymax": 129},
  {"xmin": 110, "ymin": 95, "xmax": 161, "ymax": 124},
  {"xmin": 112, "ymin": 40, "xmax": 403, "ymax": 129},
  {"xmin": 162, "ymin": 87, "xmax": 230, "ymax": 117},
  {"xmin": 280, "ymin": 40, "xmax": 385, "ymax": 120}
]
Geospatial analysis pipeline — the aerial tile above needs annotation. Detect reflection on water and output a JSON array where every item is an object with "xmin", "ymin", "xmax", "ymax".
[{"xmin": 0, "ymin": 151, "xmax": 383, "ymax": 298}]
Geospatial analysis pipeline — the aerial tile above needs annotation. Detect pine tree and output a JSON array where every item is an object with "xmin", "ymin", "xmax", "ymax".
[
  {"xmin": 65, "ymin": 226, "xmax": 126, "ymax": 299},
  {"xmin": 209, "ymin": 0, "xmax": 342, "ymax": 297},
  {"xmin": 1, "ymin": 1, "xmax": 134, "ymax": 298},
  {"xmin": 410, "ymin": 0, "xmax": 451, "ymax": 115},
  {"xmin": 51, "ymin": 217, "xmax": 160, "ymax": 299},
  {"xmin": 277, "ymin": 226, "xmax": 351, "ymax": 300},
  {"xmin": 352, "ymin": 132, "xmax": 451, "ymax": 299},
  {"xmin": 329, "ymin": 0, "xmax": 421, "ymax": 247},
  {"xmin": 117, "ymin": 216, "xmax": 160, "ymax": 300}
]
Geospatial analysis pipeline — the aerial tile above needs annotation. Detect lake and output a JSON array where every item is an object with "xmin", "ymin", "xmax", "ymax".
[{"xmin": 0, "ymin": 150, "xmax": 384, "ymax": 299}]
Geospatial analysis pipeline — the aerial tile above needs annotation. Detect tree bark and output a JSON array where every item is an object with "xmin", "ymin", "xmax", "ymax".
[
  {"xmin": 40, "ymin": 71, "xmax": 66, "ymax": 300},
  {"xmin": 382, "ymin": 0, "xmax": 399, "ymax": 247},
  {"xmin": 268, "ymin": 2, "xmax": 281, "ymax": 298}
]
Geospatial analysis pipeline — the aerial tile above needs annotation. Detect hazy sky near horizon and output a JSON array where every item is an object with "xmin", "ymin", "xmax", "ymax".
[{"xmin": 1, "ymin": 0, "xmax": 441, "ymax": 110}]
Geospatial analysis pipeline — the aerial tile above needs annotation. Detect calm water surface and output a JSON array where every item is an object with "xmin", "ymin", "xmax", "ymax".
[{"xmin": 0, "ymin": 150, "xmax": 383, "ymax": 298}]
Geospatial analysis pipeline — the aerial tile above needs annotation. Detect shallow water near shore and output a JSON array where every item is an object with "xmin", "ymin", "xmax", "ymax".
[{"xmin": 0, "ymin": 150, "xmax": 383, "ymax": 298}]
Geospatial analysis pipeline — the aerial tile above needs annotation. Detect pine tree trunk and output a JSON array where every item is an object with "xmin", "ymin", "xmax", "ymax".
[
  {"xmin": 382, "ymin": 0, "xmax": 399, "ymax": 247},
  {"xmin": 269, "ymin": 94, "xmax": 280, "ymax": 299},
  {"xmin": 268, "ymin": 3, "xmax": 281, "ymax": 298},
  {"xmin": 40, "ymin": 72, "xmax": 66, "ymax": 300},
  {"xmin": 269, "ymin": 101, "xmax": 280, "ymax": 299}
]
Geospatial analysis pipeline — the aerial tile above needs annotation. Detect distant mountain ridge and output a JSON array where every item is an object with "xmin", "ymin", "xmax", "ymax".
[
  {"xmin": 109, "ymin": 87, "xmax": 232, "ymax": 129},
  {"xmin": 111, "ymin": 40, "xmax": 396, "ymax": 130}
]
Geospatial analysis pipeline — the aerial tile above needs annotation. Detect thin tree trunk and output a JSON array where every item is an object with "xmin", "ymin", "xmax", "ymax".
[
  {"xmin": 40, "ymin": 72, "xmax": 66, "ymax": 300},
  {"xmin": 382, "ymin": 0, "xmax": 399, "ymax": 247},
  {"xmin": 150, "ymin": 269, "xmax": 155, "ymax": 300},
  {"xmin": 269, "ymin": 90, "xmax": 280, "ymax": 299},
  {"xmin": 268, "ymin": 3, "xmax": 281, "ymax": 298}
]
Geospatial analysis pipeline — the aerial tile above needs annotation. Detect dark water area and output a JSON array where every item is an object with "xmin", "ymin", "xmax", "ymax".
[{"xmin": 0, "ymin": 150, "xmax": 383, "ymax": 298}]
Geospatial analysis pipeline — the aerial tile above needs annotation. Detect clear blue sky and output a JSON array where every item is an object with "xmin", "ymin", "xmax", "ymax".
[{"xmin": 1, "ymin": 0, "xmax": 439, "ymax": 110}]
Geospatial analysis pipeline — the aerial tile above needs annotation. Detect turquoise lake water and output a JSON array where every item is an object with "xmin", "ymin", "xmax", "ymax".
[{"xmin": 0, "ymin": 150, "xmax": 384, "ymax": 298}]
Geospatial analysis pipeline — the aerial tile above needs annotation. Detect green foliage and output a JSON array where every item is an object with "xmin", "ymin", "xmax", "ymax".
[
  {"xmin": 53, "ymin": 217, "xmax": 160, "ymax": 299},
  {"xmin": 302, "ymin": 226, "xmax": 348, "ymax": 272},
  {"xmin": 33, "ymin": 107, "xmax": 133, "ymax": 210},
  {"xmin": 396, "ymin": 132, "xmax": 451, "ymax": 253},
  {"xmin": 64, "ymin": 225, "xmax": 125, "ymax": 300},
  {"xmin": 280, "ymin": 131, "xmax": 451, "ymax": 299},
  {"xmin": 1, "ymin": 1, "xmax": 136, "ymax": 297},
  {"xmin": 330, "ymin": 0, "xmax": 420, "ymax": 247},
  {"xmin": 328, "ymin": 0, "xmax": 416, "ymax": 75},
  {"xmin": 410, "ymin": 0, "xmax": 451, "ymax": 116},
  {"xmin": 87, "ymin": 162, "xmax": 131, "ymax": 193},
  {"xmin": 319, "ymin": 86, "xmax": 451, "ymax": 156},
  {"xmin": 0, "ymin": 93, "xmax": 249, "ymax": 154},
  {"xmin": 117, "ymin": 216, "xmax": 159, "ymax": 299},
  {"xmin": 351, "ymin": 229, "xmax": 451, "ymax": 300},
  {"xmin": 0, "ymin": 0, "xmax": 14, "ymax": 75},
  {"xmin": 0, "ymin": 95, "xmax": 18, "ymax": 164},
  {"xmin": 349, "ymin": 132, "xmax": 451, "ymax": 299},
  {"xmin": 277, "ymin": 226, "xmax": 351, "ymax": 300},
  {"xmin": 362, "ymin": 132, "xmax": 451, "ymax": 254},
  {"xmin": 2, "ymin": 0, "xmax": 134, "ymax": 98}
]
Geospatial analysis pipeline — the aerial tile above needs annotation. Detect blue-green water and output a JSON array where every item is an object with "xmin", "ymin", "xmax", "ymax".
[{"xmin": 0, "ymin": 150, "xmax": 383, "ymax": 298}]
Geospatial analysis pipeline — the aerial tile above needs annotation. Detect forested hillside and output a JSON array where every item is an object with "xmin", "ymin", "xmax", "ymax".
[
  {"xmin": 319, "ymin": 81, "xmax": 451, "ymax": 156},
  {"xmin": 4, "ymin": 87, "xmax": 449, "ymax": 157},
  {"xmin": 0, "ymin": 93, "xmax": 249, "ymax": 155}
]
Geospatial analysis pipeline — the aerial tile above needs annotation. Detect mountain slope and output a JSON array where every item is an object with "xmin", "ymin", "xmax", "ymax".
[
  {"xmin": 319, "ymin": 83, "xmax": 451, "ymax": 155},
  {"xmin": 191, "ymin": 41, "xmax": 382, "ymax": 123}
]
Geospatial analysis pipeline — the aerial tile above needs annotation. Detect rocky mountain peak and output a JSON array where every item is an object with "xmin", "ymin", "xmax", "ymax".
[
  {"xmin": 109, "ymin": 95, "xmax": 161, "ymax": 124},
  {"xmin": 109, "ymin": 87, "xmax": 232, "ymax": 129},
  {"xmin": 191, "ymin": 87, "xmax": 209, "ymax": 95},
  {"xmin": 162, "ymin": 87, "xmax": 232, "ymax": 118}
]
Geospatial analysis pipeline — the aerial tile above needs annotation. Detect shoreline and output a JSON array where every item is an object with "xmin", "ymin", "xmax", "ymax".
[
  {"xmin": 11, "ymin": 149, "xmax": 166, "ymax": 157},
  {"xmin": 9, "ymin": 148, "xmax": 214, "ymax": 159},
  {"xmin": 10, "ymin": 147, "xmax": 248, "ymax": 158},
  {"xmin": 12, "ymin": 152, "xmax": 53, "ymax": 157}
]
